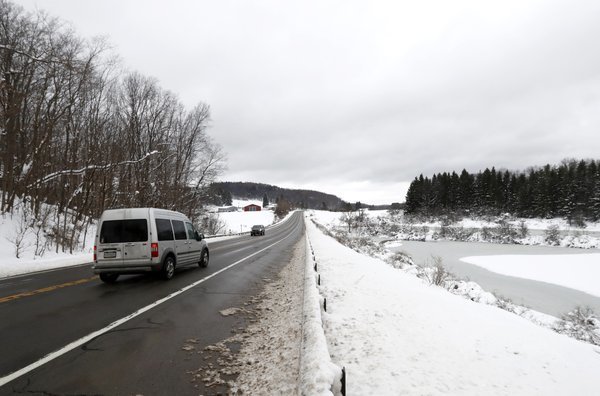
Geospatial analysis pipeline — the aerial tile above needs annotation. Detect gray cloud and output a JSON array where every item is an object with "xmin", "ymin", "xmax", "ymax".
[{"xmin": 15, "ymin": 0, "xmax": 600, "ymax": 203}]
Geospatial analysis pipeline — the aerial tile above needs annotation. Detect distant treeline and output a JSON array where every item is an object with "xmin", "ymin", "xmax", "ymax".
[
  {"xmin": 209, "ymin": 181, "xmax": 348, "ymax": 211},
  {"xmin": 405, "ymin": 159, "xmax": 600, "ymax": 222}
]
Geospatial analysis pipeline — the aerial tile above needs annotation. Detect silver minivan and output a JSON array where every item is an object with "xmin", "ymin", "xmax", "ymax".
[{"xmin": 93, "ymin": 208, "xmax": 209, "ymax": 283}]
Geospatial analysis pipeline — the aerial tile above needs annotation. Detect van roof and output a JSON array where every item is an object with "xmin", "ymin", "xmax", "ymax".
[{"xmin": 100, "ymin": 208, "xmax": 189, "ymax": 221}]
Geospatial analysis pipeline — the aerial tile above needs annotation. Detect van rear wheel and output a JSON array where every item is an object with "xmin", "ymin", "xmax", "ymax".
[
  {"xmin": 99, "ymin": 273, "xmax": 119, "ymax": 283},
  {"xmin": 162, "ymin": 256, "xmax": 176, "ymax": 280},
  {"xmin": 199, "ymin": 249, "xmax": 209, "ymax": 268}
]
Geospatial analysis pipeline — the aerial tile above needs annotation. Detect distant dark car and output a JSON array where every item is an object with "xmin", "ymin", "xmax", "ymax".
[{"xmin": 250, "ymin": 225, "xmax": 265, "ymax": 236}]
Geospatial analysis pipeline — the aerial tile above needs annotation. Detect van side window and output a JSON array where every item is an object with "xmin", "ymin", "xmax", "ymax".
[
  {"xmin": 185, "ymin": 222, "xmax": 196, "ymax": 240},
  {"xmin": 172, "ymin": 220, "xmax": 187, "ymax": 240},
  {"xmin": 156, "ymin": 218, "xmax": 174, "ymax": 241}
]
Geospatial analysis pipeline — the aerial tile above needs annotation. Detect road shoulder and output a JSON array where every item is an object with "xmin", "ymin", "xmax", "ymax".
[{"xmin": 189, "ymin": 234, "xmax": 306, "ymax": 393}]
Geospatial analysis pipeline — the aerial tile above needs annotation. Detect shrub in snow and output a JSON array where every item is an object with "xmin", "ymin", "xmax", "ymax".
[
  {"xmin": 481, "ymin": 226, "xmax": 492, "ymax": 241},
  {"xmin": 553, "ymin": 307, "xmax": 600, "ymax": 346},
  {"xmin": 562, "ymin": 234, "xmax": 599, "ymax": 249},
  {"xmin": 494, "ymin": 218, "xmax": 518, "ymax": 243},
  {"xmin": 6, "ymin": 215, "xmax": 31, "ymax": 259},
  {"xmin": 493, "ymin": 295, "xmax": 529, "ymax": 315},
  {"xmin": 386, "ymin": 250, "xmax": 415, "ymax": 269},
  {"xmin": 434, "ymin": 225, "xmax": 476, "ymax": 242},
  {"xmin": 331, "ymin": 229, "xmax": 385, "ymax": 258},
  {"xmin": 201, "ymin": 212, "xmax": 227, "ymax": 235},
  {"xmin": 518, "ymin": 220, "xmax": 529, "ymax": 239},
  {"xmin": 420, "ymin": 256, "xmax": 452, "ymax": 287},
  {"xmin": 544, "ymin": 224, "xmax": 561, "ymax": 246},
  {"xmin": 447, "ymin": 280, "xmax": 498, "ymax": 305},
  {"xmin": 396, "ymin": 224, "xmax": 430, "ymax": 241},
  {"xmin": 568, "ymin": 214, "xmax": 587, "ymax": 228}
]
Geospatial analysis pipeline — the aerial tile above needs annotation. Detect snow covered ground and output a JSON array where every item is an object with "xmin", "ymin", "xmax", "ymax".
[
  {"xmin": 217, "ymin": 209, "xmax": 275, "ymax": 235},
  {"xmin": 305, "ymin": 216, "xmax": 600, "ymax": 395},
  {"xmin": 462, "ymin": 253, "xmax": 600, "ymax": 298},
  {"xmin": 318, "ymin": 207, "xmax": 600, "ymax": 304},
  {"xmin": 0, "ymin": 207, "xmax": 96, "ymax": 279}
]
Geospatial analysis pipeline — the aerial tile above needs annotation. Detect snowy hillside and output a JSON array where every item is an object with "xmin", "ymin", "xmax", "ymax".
[{"xmin": 0, "ymin": 198, "xmax": 95, "ymax": 278}]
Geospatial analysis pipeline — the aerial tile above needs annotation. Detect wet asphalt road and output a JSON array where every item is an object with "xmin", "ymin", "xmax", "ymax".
[{"xmin": 0, "ymin": 212, "xmax": 305, "ymax": 395}]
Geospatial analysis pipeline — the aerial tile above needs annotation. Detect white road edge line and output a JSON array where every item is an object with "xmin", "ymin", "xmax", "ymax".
[{"xmin": 0, "ymin": 231, "xmax": 295, "ymax": 388}]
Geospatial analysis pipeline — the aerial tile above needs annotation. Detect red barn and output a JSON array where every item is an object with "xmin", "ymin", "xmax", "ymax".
[{"xmin": 243, "ymin": 204, "xmax": 262, "ymax": 212}]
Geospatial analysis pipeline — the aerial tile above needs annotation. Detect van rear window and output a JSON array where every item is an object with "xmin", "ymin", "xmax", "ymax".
[
  {"xmin": 156, "ymin": 218, "xmax": 174, "ymax": 241},
  {"xmin": 100, "ymin": 219, "xmax": 148, "ymax": 243}
]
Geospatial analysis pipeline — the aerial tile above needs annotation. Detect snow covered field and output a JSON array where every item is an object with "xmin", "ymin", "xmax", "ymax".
[
  {"xmin": 217, "ymin": 209, "xmax": 275, "ymax": 235},
  {"xmin": 305, "ymin": 216, "xmax": 600, "ymax": 395},
  {"xmin": 462, "ymin": 253, "xmax": 600, "ymax": 298}
]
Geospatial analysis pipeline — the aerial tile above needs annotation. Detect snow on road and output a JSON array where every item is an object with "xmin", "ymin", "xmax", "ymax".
[
  {"xmin": 461, "ymin": 253, "xmax": 600, "ymax": 298},
  {"xmin": 305, "ymin": 216, "xmax": 600, "ymax": 395},
  {"xmin": 190, "ymin": 229, "xmax": 338, "ymax": 394}
]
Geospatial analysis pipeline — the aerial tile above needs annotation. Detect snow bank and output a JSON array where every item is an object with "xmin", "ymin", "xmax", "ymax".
[
  {"xmin": 462, "ymin": 253, "xmax": 600, "ymax": 298},
  {"xmin": 305, "ymin": 215, "xmax": 600, "ymax": 395},
  {"xmin": 301, "ymin": 234, "xmax": 341, "ymax": 395},
  {"xmin": 0, "ymin": 253, "xmax": 91, "ymax": 278},
  {"xmin": 0, "ymin": 200, "xmax": 95, "ymax": 278}
]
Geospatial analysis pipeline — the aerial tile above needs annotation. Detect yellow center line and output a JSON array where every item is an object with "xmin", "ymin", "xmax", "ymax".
[{"xmin": 0, "ymin": 276, "xmax": 97, "ymax": 304}]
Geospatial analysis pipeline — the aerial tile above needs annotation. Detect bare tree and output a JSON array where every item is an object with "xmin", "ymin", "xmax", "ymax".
[
  {"xmin": 340, "ymin": 209, "xmax": 356, "ymax": 232},
  {"xmin": 0, "ymin": 1, "xmax": 226, "ymax": 256}
]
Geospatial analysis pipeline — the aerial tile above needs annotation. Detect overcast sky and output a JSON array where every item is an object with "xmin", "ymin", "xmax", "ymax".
[{"xmin": 14, "ymin": 0, "xmax": 600, "ymax": 204}]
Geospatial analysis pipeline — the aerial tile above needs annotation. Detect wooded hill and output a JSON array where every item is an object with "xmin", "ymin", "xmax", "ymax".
[
  {"xmin": 209, "ymin": 182, "xmax": 348, "ymax": 211},
  {"xmin": 405, "ymin": 159, "xmax": 600, "ymax": 223}
]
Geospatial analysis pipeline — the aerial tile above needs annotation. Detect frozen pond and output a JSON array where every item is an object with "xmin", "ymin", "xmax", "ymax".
[{"xmin": 394, "ymin": 241, "xmax": 600, "ymax": 317}]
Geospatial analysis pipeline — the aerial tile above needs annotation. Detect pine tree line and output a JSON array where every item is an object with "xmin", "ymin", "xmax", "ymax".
[{"xmin": 405, "ymin": 159, "xmax": 600, "ymax": 223}]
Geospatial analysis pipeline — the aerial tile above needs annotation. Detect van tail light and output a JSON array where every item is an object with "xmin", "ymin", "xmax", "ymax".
[
  {"xmin": 93, "ymin": 245, "xmax": 97, "ymax": 262},
  {"xmin": 151, "ymin": 242, "xmax": 159, "ymax": 258}
]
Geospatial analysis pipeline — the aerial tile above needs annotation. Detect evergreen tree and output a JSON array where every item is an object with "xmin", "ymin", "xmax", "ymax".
[{"xmin": 404, "ymin": 159, "xmax": 600, "ymax": 221}]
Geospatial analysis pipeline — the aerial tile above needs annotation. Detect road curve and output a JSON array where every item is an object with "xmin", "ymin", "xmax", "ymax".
[{"xmin": 0, "ymin": 211, "xmax": 305, "ymax": 395}]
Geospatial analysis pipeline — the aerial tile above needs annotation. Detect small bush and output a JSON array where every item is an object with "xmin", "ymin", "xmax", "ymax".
[
  {"xmin": 544, "ymin": 224, "xmax": 561, "ymax": 246},
  {"xmin": 422, "ymin": 256, "xmax": 451, "ymax": 287},
  {"xmin": 387, "ymin": 250, "xmax": 415, "ymax": 269},
  {"xmin": 518, "ymin": 221, "xmax": 529, "ymax": 239},
  {"xmin": 553, "ymin": 307, "xmax": 600, "ymax": 346}
]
